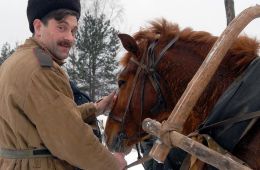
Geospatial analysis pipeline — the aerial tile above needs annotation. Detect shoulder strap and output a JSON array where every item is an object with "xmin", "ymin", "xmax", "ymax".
[{"xmin": 34, "ymin": 47, "xmax": 53, "ymax": 67}]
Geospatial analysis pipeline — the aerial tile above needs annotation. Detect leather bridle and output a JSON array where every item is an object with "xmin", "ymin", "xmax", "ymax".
[{"xmin": 108, "ymin": 35, "xmax": 179, "ymax": 150}]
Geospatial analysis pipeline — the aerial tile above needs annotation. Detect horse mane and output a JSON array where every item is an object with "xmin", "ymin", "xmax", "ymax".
[{"xmin": 120, "ymin": 18, "xmax": 259, "ymax": 75}]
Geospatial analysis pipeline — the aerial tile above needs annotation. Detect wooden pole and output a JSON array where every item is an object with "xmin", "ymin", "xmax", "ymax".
[
  {"xmin": 142, "ymin": 118, "xmax": 251, "ymax": 170},
  {"xmin": 142, "ymin": 4, "xmax": 260, "ymax": 167}
]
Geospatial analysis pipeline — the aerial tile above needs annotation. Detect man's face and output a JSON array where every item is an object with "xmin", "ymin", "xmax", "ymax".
[{"xmin": 36, "ymin": 15, "xmax": 78, "ymax": 60}]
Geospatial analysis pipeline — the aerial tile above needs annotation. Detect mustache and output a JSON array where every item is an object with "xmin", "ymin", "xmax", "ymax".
[{"xmin": 57, "ymin": 40, "xmax": 73, "ymax": 48}]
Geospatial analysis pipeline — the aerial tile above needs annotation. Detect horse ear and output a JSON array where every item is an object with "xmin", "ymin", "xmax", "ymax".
[{"xmin": 118, "ymin": 33, "xmax": 139, "ymax": 56}]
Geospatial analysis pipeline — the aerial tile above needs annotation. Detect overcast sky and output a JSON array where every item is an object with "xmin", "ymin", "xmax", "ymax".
[
  {"xmin": 0, "ymin": 1, "xmax": 259, "ymax": 169},
  {"xmin": 0, "ymin": 0, "xmax": 259, "ymax": 48}
]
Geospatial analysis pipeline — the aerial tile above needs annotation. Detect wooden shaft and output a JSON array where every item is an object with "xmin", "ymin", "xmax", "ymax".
[
  {"xmin": 145, "ymin": 5, "xmax": 260, "ymax": 164},
  {"xmin": 142, "ymin": 119, "xmax": 171, "ymax": 162},
  {"xmin": 143, "ymin": 118, "xmax": 252, "ymax": 170}
]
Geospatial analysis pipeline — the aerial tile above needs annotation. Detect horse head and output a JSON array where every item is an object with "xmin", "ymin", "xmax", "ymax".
[{"xmin": 105, "ymin": 32, "xmax": 173, "ymax": 153}]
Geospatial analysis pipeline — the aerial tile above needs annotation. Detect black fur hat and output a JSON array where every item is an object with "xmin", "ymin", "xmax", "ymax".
[{"xmin": 27, "ymin": 0, "xmax": 81, "ymax": 33}]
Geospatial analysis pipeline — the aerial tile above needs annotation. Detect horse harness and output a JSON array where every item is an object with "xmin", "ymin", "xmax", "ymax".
[{"xmin": 108, "ymin": 35, "xmax": 179, "ymax": 165}]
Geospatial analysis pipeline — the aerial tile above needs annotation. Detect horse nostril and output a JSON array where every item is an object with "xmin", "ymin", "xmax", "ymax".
[
  {"xmin": 118, "ymin": 131, "xmax": 127, "ymax": 140},
  {"xmin": 111, "ymin": 131, "xmax": 127, "ymax": 152}
]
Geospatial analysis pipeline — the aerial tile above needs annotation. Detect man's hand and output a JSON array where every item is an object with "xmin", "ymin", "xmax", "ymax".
[
  {"xmin": 95, "ymin": 91, "xmax": 116, "ymax": 116},
  {"xmin": 113, "ymin": 152, "xmax": 127, "ymax": 170}
]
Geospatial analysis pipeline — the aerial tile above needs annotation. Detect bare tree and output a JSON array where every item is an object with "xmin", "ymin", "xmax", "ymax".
[
  {"xmin": 224, "ymin": 0, "xmax": 235, "ymax": 25},
  {"xmin": 81, "ymin": 0, "xmax": 124, "ymax": 27}
]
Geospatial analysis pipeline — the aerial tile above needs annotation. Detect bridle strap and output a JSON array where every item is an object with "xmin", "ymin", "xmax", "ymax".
[
  {"xmin": 130, "ymin": 35, "xmax": 179, "ymax": 114},
  {"xmin": 154, "ymin": 35, "xmax": 180, "ymax": 67},
  {"xmin": 130, "ymin": 57, "xmax": 148, "ymax": 71},
  {"xmin": 139, "ymin": 74, "xmax": 146, "ymax": 138},
  {"xmin": 120, "ymin": 48, "xmax": 148, "ymax": 131}
]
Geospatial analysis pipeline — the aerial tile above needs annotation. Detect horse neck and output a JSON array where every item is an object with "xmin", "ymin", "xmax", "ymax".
[
  {"xmin": 157, "ymin": 42, "xmax": 208, "ymax": 109},
  {"xmin": 156, "ymin": 42, "xmax": 226, "ymax": 133},
  {"xmin": 156, "ymin": 38, "xmax": 257, "ymax": 133}
]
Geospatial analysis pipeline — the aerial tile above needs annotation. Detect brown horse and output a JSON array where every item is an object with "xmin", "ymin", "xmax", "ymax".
[{"xmin": 105, "ymin": 19, "xmax": 260, "ymax": 169}]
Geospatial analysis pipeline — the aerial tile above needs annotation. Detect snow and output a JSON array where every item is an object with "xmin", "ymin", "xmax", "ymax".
[{"xmin": 125, "ymin": 149, "xmax": 145, "ymax": 170}]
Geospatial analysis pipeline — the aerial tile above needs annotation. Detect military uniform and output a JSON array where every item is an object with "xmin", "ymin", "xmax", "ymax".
[{"xmin": 0, "ymin": 38, "xmax": 119, "ymax": 169}]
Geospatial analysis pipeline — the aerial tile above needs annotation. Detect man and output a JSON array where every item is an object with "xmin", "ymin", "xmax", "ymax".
[{"xmin": 0, "ymin": 0, "xmax": 126, "ymax": 169}]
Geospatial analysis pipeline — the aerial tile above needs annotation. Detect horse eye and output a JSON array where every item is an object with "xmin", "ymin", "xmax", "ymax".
[{"xmin": 118, "ymin": 80, "xmax": 126, "ymax": 88}]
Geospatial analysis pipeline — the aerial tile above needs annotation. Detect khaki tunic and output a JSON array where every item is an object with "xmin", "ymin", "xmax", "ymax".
[{"xmin": 0, "ymin": 38, "xmax": 119, "ymax": 170}]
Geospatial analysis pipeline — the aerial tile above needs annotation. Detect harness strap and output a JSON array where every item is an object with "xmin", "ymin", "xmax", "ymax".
[
  {"xmin": 198, "ymin": 110, "xmax": 260, "ymax": 132},
  {"xmin": 0, "ymin": 148, "xmax": 52, "ymax": 159}
]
